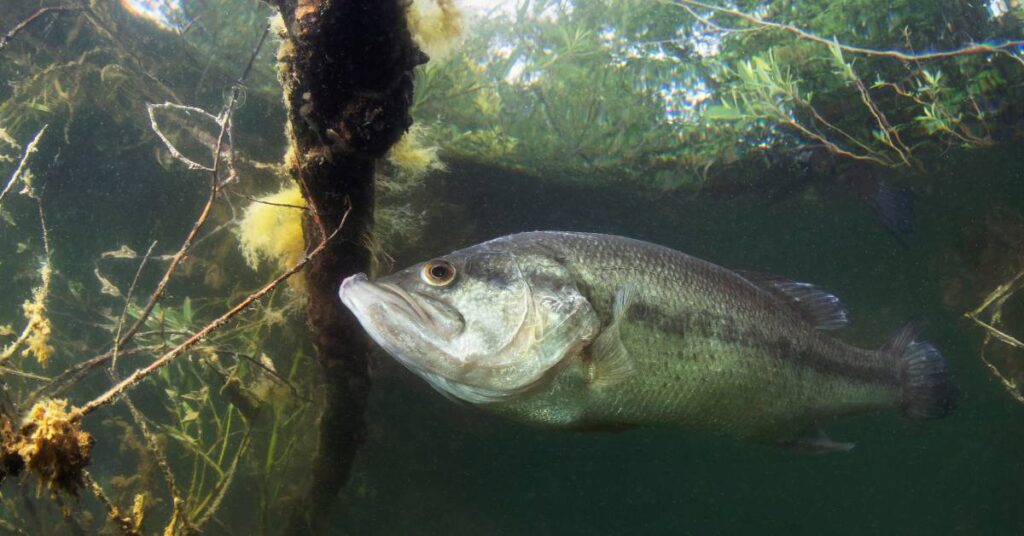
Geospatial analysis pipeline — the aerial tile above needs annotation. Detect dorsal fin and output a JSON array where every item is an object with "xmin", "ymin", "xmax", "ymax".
[{"xmin": 734, "ymin": 270, "xmax": 849, "ymax": 330}]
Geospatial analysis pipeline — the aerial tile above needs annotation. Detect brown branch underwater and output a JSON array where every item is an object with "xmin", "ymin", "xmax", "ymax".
[
  {"xmin": 670, "ymin": 0, "xmax": 1024, "ymax": 64},
  {"xmin": 72, "ymin": 205, "xmax": 350, "ymax": 419},
  {"xmin": 0, "ymin": 6, "xmax": 84, "ymax": 52}
]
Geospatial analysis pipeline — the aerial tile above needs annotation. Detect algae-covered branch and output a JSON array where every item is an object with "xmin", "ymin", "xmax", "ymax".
[{"xmin": 264, "ymin": 0, "xmax": 426, "ymax": 531}]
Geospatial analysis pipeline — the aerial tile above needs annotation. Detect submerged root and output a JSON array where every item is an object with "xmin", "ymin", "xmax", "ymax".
[{"xmin": 0, "ymin": 399, "xmax": 93, "ymax": 495}]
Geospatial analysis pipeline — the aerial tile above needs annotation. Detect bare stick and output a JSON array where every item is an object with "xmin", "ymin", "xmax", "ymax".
[
  {"xmin": 115, "ymin": 180, "xmax": 217, "ymax": 349},
  {"xmin": 112, "ymin": 241, "xmax": 158, "ymax": 371},
  {"xmin": 117, "ymin": 20, "xmax": 270, "ymax": 349},
  {"xmin": 964, "ymin": 271, "xmax": 1024, "ymax": 404},
  {"xmin": 0, "ymin": 124, "xmax": 47, "ymax": 207},
  {"xmin": 0, "ymin": 7, "xmax": 83, "ymax": 51},
  {"xmin": 146, "ymin": 104, "xmax": 221, "ymax": 172},
  {"xmin": 105, "ymin": 240, "xmax": 192, "ymax": 532},
  {"xmin": 965, "ymin": 269, "xmax": 1024, "ymax": 319},
  {"xmin": 73, "ymin": 206, "xmax": 350, "ymax": 418},
  {"xmin": 120, "ymin": 389, "xmax": 193, "ymax": 533},
  {"xmin": 27, "ymin": 346, "xmax": 154, "ymax": 404},
  {"xmin": 192, "ymin": 431, "xmax": 251, "ymax": 530},
  {"xmin": 82, "ymin": 470, "xmax": 140, "ymax": 536},
  {"xmin": 670, "ymin": 0, "xmax": 1024, "ymax": 63},
  {"xmin": 119, "ymin": 90, "xmax": 241, "ymax": 349}
]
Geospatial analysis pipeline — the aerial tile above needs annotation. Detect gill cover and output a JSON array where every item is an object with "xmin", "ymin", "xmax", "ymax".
[{"xmin": 422, "ymin": 249, "xmax": 601, "ymax": 404}]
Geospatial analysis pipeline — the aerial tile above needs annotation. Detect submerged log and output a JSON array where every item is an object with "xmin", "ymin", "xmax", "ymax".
[{"xmin": 266, "ymin": 0, "xmax": 426, "ymax": 532}]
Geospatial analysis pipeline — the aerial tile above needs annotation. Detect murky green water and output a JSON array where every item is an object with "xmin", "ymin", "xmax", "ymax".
[
  {"xmin": 1, "ymin": 1, "xmax": 1022, "ymax": 535},
  {"xmin": 337, "ymin": 149, "xmax": 1024, "ymax": 535}
]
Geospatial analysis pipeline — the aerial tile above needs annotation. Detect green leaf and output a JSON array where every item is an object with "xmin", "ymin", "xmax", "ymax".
[
  {"xmin": 183, "ymin": 297, "xmax": 193, "ymax": 325},
  {"xmin": 26, "ymin": 102, "xmax": 53, "ymax": 113},
  {"xmin": 182, "ymin": 408, "xmax": 200, "ymax": 423},
  {"xmin": 704, "ymin": 104, "xmax": 743, "ymax": 120}
]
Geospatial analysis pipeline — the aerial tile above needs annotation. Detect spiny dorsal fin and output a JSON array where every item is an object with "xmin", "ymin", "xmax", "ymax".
[
  {"xmin": 734, "ymin": 270, "xmax": 849, "ymax": 330},
  {"xmin": 589, "ymin": 283, "xmax": 638, "ymax": 387}
]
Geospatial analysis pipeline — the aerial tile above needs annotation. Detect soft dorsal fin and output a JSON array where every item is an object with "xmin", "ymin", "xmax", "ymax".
[{"xmin": 734, "ymin": 270, "xmax": 849, "ymax": 330}]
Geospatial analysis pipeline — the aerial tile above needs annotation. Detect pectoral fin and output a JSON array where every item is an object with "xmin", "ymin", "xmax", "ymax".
[{"xmin": 589, "ymin": 283, "xmax": 638, "ymax": 388}]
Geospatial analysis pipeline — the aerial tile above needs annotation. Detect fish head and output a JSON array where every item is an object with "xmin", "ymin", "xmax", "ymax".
[{"xmin": 339, "ymin": 240, "xmax": 600, "ymax": 403}]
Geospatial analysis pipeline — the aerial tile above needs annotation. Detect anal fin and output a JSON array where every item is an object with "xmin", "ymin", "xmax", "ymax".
[{"xmin": 785, "ymin": 425, "xmax": 855, "ymax": 453}]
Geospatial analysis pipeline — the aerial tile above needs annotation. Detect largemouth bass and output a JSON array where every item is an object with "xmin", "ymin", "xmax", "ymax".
[{"xmin": 339, "ymin": 232, "xmax": 956, "ymax": 449}]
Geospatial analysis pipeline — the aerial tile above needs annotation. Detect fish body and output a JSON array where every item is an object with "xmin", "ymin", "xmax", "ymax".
[{"xmin": 339, "ymin": 232, "xmax": 956, "ymax": 447}]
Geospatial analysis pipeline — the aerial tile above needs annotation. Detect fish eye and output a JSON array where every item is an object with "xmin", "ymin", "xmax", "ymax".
[{"xmin": 421, "ymin": 260, "xmax": 456, "ymax": 287}]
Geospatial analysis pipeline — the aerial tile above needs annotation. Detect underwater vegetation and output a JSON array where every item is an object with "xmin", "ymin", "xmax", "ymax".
[
  {"xmin": 0, "ymin": 0, "xmax": 1022, "ymax": 535},
  {"xmin": 415, "ymin": 0, "xmax": 1024, "ymax": 191}
]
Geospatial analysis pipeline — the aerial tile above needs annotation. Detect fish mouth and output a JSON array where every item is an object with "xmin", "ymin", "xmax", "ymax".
[
  {"xmin": 340, "ymin": 274, "xmax": 417, "ymax": 322},
  {"xmin": 338, "ymin": 273, "xmax": 460, "ymax": 340},
  {"xmin": 377, "ymin": 281, "xmax": 435, "ymax": 328}
]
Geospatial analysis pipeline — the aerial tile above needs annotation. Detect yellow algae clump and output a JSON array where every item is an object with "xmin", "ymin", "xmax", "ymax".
[
  {"xmin": 20, "ymin": 264, "xmax": 53, "ymax": 367},
  {"xmin": 130, "ymin": 493, "xmax": 146, "ymax": 532},
  {"xmin": 5, "ymin": 399, "xmax": 94, "ymax": 494},
  {"xmin": 375, "ymin": 125, "xmax": 446, "ymax": 255},
  {"xmin": 385, "ymin": 124, "xmax": 446, "ymax": 187},
  {"xmin": 407, "ymin": 0, "xmax": 464, "ymax": 61},
  {"xmin": 21, "ymin": 299, "xmax": 53, "ymax": 367},
  {"xmin": 237, "ymin": 185, "xmax": 307, "ymax": 272}
]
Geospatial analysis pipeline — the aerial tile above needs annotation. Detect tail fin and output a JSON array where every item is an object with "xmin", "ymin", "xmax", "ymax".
[{"xmin": 883, "ymin": 324, "xmax": 958, "ymax": 419}]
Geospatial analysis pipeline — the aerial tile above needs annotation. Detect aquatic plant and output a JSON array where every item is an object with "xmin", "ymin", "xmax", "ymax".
[
  {"xmin": 413, "ymin": 0, "xmax": 1023, "ymax": 189},
  {"xmin": 966, "ymin": 270, "xmax": 1024, "ymax": 404},
  {"xmin": 0, "ymin": 4, "xmax": 329, "ymax": 533},
  {"xmin": 1, "ymin": 124, "xmax": 54, "ymax": 368},
  {"xmin": 407, "ymin": 0, "xmax": 464, "ymax": 61}
]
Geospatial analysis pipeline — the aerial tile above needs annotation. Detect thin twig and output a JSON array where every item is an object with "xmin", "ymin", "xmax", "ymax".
[
  {"xmin": 852, "ymin": 77, "xmax": 915, "ymax": 168},
  {"xmin": 228, "ymin": 190, "xmax": 307, "ymax": 210},
  {"xmin": 670, "ymin": 0, "xmax": 1024, "ymax": 63},
  {"xmin": 121, "ymin": 392, "xmax": 193, "ymax": 533},
  {"xmin": 207, "ymin": 349, "xmax": 309, "ymax": 401},
  {"xmin": 82, "ymin": 470, "xmax": 140, "ymax": 536},
  {"xmin": 27, "ymin": 346, "xmax": 155, "ymax": 404},
  {"xmin": 0, "ymin": 124, "xmax": 47, "ymax": 207},
  {"xmin": 966, "ymin": 269, "xmax": 1024, "ymax": 319},
  {"xmin": 192, "ymin": 430, "xmax": 251, "ymax": 529},
  {"xmin": 112, "ymin": 242, "xmax": 158, "ymax": 371},
  {"xmin": 0, "ymin": 7, "xmax": 83, "ymax": 51},
  {"xmin": 73, "ymin": 206, "xmax": 350, "ymax": 418},
  {"xmin": 0, "ymin": 365, "xmax": 49, "ymax": 381},
  {"xmin": 783, "ymin": 118, "xmax": 892, "ymax": 166},
  {"xmin": 115, "ymin": 179, "xmax": 217, "ymax": 349},
  {"xmin": 239, "ymin": 23, "xmax": 271, "ymax": 84},
  {"xmin": 105, "ymin": 240, "xmax": 192, "ymax": 532},
  {"xmin": 118, "ymin": 19, "xmax": 271, "ymax": 350}
]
